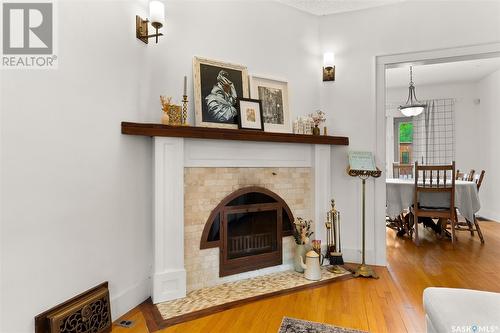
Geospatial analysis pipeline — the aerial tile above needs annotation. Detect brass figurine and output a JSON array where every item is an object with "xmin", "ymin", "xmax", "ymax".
[
  {"xmin": 160, "ymin": 96, "xmax": 171, "ymax": 125},
  {"xmin": 160, "ymin": 95, "xmax": 182, "ymax": 126}
]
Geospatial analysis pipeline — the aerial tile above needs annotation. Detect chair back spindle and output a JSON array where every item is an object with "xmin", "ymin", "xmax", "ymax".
[
  {"xmin": 393, "ymin": 163, "xmax": 414, "ymax": 179},
  {"xmin": 475, "ymin": 170, "xmax": 485, "ymax": 191}
]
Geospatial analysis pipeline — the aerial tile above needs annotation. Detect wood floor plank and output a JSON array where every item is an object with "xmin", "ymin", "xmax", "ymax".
[{"xmin": 113, "ymin": 220, "xmax": 500, "ymax": 333}]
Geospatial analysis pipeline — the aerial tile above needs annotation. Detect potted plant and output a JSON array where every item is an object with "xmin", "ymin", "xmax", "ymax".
[
  {"xmin": 309, "ymin": 110, "xmax": 326, "ymax": 136},
  {"xmin": 293, "ymin": 217, "xmax": 314, "ymax": 273}
]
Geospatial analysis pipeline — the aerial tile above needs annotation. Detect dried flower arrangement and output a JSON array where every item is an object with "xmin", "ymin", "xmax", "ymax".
[
  {"xmin": 309, "ymin": 110, "xmax": 326, "ymax": 127},
  {"xmin": 293, "ymin": 217, "xmax": 314, "ymax": 245}
]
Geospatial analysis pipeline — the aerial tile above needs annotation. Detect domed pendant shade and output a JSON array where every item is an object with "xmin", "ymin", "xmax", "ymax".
[{"xmin": 399, "ymin": 66, "xmax": 426, "ymax": 117}]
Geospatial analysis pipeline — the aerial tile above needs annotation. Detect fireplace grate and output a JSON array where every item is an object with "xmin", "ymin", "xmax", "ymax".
[{"xmin": 229, "ymin": 232, "xmax": 273, "ymax": 256}]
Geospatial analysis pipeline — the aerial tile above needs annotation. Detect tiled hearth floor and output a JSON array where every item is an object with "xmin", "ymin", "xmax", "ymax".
[{"xmin": 156, "ymin": 266, "xmax": 352, "ymax": 324}]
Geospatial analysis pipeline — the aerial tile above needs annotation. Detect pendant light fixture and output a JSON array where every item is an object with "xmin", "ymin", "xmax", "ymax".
[{"xmin": 398, "ymin": 66, "xmax": 426, "ymax": 117}]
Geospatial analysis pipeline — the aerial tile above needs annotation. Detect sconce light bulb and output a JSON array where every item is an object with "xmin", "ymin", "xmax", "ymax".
[
  {"xmin": 323, "ymin": 52, "xmax": 335, "ymax": 68},
  {"xmin": 150, "ymin": 0, "xmax": 165, "ymax": 26}
]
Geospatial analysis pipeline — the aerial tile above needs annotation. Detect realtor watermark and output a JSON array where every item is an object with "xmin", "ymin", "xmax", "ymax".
[
  {"xmin": 2, "ymin": 1, "xmax": 57, "ymax": 69},
  {"xmin": 452, "ymin": 325, "xmax": 499, "ymax": 333}
]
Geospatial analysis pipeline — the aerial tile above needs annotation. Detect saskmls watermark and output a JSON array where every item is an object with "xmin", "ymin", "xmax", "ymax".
[
  {"xmin": 2, "ymin": 1, "xmax": 58, "ymax": 69},
  {"xmin": 452, "ymin": 325, "xmax": 499, "ymax": 333}
]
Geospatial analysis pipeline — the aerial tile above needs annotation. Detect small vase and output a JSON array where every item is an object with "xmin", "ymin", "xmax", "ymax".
[
  {"xmin": 312, "ymin": 125, "xmax": 320, "ymax": 136},
  {"xmin": 294, "ymin": 244, "xmax": 307, "ymax": 273}
]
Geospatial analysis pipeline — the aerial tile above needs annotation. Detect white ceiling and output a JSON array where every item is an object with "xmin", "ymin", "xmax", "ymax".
[
  {"xmin": 386, "ymin": 57, "xmax": 500, "ymax": 88},
  {"xmin": 276, "ymin": 0, "xmax": 404, "ymax": 16}
]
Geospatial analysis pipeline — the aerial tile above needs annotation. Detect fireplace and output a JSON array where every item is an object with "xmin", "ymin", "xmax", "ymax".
[
  {"xmin": 200, "ymin": 187, "xmax": 294, "ymax": 277},
  {"xmin": 147, "ymin": 137, "xmax": 332, "ymax": 303}
]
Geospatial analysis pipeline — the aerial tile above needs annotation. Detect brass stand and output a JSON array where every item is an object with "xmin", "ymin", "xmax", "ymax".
[
  {"xmin": 348, "ymin": 168, "xmax": 381, "ymax": 279},
  {"xmin": 181, "ymin": 95, "xmax": 188, "ymax": 125}
]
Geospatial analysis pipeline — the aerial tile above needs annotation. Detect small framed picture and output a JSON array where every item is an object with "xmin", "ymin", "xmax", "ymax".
[
  {"xmin": 249, "ymin": 75, "xmax": 291, "ymax": 133},
  {"xmin": 237, "ymin": 98, "xmax": 264, "ymax": 131}
]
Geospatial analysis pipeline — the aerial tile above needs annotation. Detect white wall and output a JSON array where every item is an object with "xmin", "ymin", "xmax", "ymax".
[
  {"xmin": 143, "ymin": 1, "xmax": 321, "ymax": 122},
  {"xmin": 1, "ymin": 2, "xmax": 153, "ymax": 332},
  {"xmin": 386, "ymin": 82, "xmax": 481, "ymax": 173},
  {"xmin": 319, "ymin": 1, "xmax": 500, "ymax": 265},
  {"xmin": 477, "ymin": 69, "xmax": 500, "ymax": 221},
  {"xmin": 0, "ymin": 1, "xmax": 320, "ymax": 332}
]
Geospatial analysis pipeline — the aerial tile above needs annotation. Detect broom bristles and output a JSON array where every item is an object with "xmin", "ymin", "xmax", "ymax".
[{"xmin": 329, "ymin": 252, "xmax": 344, "ymax": 265}]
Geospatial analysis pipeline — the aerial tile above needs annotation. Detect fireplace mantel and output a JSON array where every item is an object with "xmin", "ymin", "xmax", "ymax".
[
  {"xmin": 121, "ymin": 122, "xmax": 349, "ymax": 146},
  {"xmin": 122, "ymin": 122, "xmax": 347, "ymax": 304}
]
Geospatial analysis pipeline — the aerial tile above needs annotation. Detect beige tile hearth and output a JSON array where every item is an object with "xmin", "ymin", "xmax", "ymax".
[{"xmin": 156, "ymin": 267, "xmax": 351, "ymax": 321}]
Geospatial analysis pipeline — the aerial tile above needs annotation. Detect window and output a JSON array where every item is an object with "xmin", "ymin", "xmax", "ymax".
[
  {"xmin": 394, "ymin": 118, "xmax": 413, "ymax": 165},
  {"xmin": 399, "ymin": 122, "xmax": 413, "ymax": 143},
  {"xmin": 412, "ymin": 99, "xmax": 455, "ymax": 165}
]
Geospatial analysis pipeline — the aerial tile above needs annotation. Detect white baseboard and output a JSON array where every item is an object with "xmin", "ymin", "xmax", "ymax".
[
  {"xmin": 111, "ymin": 277, "xmax": 151, "ymax": 321},
  {"xmin": 152, "ymin": 269, "xmax": 187, "ymax": 304},
  {"xmin": 478, "ymin": 209, "xmax": 500, "ymax": 222},
  {"xmin": 342, "ymin": 248, "xmax": 381, "ymax": 266}
]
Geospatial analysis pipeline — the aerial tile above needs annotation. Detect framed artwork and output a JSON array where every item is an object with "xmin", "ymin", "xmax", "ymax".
[
  {"xmin": 237, "ymin": 98, "xmax": 264, "ymax": 131},
  {"xmin": 193, "ymin": 57, "xmax": 249, "ymax": 129},
  {"xmin": 249, "ymin": 75, "xmax": 291, "ymax": 133}
]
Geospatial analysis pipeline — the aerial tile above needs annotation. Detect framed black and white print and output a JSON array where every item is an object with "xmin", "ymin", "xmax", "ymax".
[
  {"xmin": 249, "ymin": 75, "xmax": 291, "ymax": 133},
  {"xmin": 237, "ymin": 98, "xmax": 264, "ymax": 131},
  {"xmin": 193, "ymin": 57, "xmax": 249, "ymax": 129}
]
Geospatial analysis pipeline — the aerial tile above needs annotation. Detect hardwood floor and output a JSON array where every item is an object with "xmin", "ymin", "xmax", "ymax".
[{"xmin": 112, "ymin": 220, "xmax": 500, "ymax": 333}]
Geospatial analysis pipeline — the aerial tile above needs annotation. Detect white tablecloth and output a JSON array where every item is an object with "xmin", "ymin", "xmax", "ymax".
[{"xmin": 386, "ymin": 179, "xmax": 481, "ymax": 222}]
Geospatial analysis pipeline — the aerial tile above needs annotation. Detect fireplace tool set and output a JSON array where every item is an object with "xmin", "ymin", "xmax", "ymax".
[{"xmin": 325, "ymin": 199, "xmax": 344, "ymax": 274}]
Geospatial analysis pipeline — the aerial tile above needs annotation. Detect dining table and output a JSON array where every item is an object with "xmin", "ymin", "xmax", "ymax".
[{"xmin": 386, "ymin": 178, "xmax": 481, "ymax": 222}]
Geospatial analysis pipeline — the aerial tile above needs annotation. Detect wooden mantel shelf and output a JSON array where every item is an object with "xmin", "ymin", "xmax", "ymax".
[{"xmin": 121, "ymin": 122, "xmax": 349, "ymax": 146}]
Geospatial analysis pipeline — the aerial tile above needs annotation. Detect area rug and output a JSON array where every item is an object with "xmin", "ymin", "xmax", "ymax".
[
  {"xmin": 153, "ymin": 266, "xmax": 352, "ymax": 328},
  {"xmin": 278, "ymin": 317, "xmax": 368, "ymax": 333}
]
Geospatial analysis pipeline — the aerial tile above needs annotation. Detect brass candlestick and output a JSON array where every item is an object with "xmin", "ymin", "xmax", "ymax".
[{"xmin": 182, "ymin": 95, "xmax": 188, "ymax": 126}]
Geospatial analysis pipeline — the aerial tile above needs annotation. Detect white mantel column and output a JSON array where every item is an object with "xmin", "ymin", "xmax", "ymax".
[
  {"xmin": 313, "ymin": 144, "xmax": 332, "ymax": 251},
  {"xmin": 152, "ymin": 137, "xmax": 186, "ymax": 303}
]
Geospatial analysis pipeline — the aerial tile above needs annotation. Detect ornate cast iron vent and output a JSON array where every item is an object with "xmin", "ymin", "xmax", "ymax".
[{"xmin": 35, "ymin": 282, "xmax": 112, "ymax": 333}]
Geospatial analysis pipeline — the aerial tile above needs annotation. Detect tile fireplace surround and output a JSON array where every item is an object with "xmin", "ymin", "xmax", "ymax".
[
  {"xmin": 185, "ymin": 167, "xmax": 311, "ymax": 291},
  {"xmin": 152, "ymin": 137, "xmax": 335, "ymax": 304}
]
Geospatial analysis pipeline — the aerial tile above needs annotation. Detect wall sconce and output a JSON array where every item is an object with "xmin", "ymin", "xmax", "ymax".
[
  {"xmin": 136, "ymin": 0, "xmax": 165, "ymax": 44},
  {"xmin": 323, "ymin": 52, "xmax": 335, "ymax": 81}
]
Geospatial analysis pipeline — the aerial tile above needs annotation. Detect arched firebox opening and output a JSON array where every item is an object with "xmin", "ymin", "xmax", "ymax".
[{"xmin": 200, "ymin": 186, "xmax": 294, "ymax": 277}]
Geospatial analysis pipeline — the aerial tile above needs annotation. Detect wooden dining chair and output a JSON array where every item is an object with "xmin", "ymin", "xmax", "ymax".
[
  {"xmin": 455, "ymin": 169, "xmax": 475, "ymax": 181},
  {"xmin": 453, "ymin": 170, "xmax": 485, "ymax": 243},
  {"xmin": 393, "ymin": 163, "xmax": 414, "ymax": 178},
  {"xmin": 475, "ymin": 170, "xmax": 485, "ymax": 191},
  {"xmin": 412, "ymin": 161, "xmax": 456, "ymax": 246}
]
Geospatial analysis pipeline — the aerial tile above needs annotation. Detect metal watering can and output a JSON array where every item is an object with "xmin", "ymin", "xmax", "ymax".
[{"xmin": 300, "ymin": 250, "xmax": 322, "ymax": 281}]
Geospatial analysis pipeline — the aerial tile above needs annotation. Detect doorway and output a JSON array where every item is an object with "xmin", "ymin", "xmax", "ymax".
[{"xmin": 373, "ymin": 43, "xmax": 500, "ymax": 265}]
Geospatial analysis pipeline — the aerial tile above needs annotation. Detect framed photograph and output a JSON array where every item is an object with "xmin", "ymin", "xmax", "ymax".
[
  {"xmin": 193, "ymin": 57, "xmax": 249, "ymax": 129},
  {"xmin": 237, "ymin": 98, "xmax": 264, "ymax": 131},
  {"xmin": 249, "ymin": 75, "xmax": 291, "ymax": 133}
]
